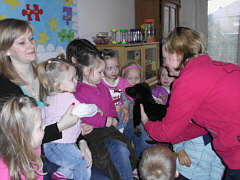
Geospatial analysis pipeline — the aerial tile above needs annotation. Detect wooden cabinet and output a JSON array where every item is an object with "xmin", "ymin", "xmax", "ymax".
[
  {"xmin": 135, "ymin": 0, "xmax": 181, "ymax": 42},
  {"xmin": 96, "ymin": 42, "xmax": 160, "ymax": 86}
]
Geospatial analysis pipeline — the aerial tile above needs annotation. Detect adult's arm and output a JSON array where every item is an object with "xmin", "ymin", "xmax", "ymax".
[
  {"xmin": 141, "ymin": 59, "xmax": 210, "ymax": 144},
  {"xmin": 43, "ymin": 123, "xmax": 62, "ymax": 143}
]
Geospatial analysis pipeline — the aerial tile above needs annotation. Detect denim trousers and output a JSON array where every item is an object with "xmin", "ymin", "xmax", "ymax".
[
  {"xmin": 124, "ymin": 119, "xmax": 152, "ymax": 157},
  {"xmin": 43, "ymin": 139, "xmax": 133, "ymax": 180},
  {"xmin": 43, "ymin": 142, "xmax": 91, "ymax": 180},
  {"xmin": 90, "ymin": 138, "xmax": 134, "ymax": 180},
  {"xmin": 116, "ymin": 111, "xmax": 128, "ymax": 132}
]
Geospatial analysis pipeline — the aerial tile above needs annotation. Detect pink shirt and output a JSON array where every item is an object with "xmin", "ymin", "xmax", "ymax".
[
  {"xmin": 145, "ymin": 55, "xmax": 240, "ymax": 169},
  {"xmin": 43, "ymin": 93, "xmax": 81, "ymax": 143},
  {"xmin": 74, "ymin": 82, "xmax": 118, "ymax": 128},
  {"xmin": 0, "ymin": 147, "xmax": 43, "ymax": 180}
]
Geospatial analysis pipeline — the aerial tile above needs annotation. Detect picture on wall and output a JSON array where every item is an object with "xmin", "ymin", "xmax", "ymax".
[{"xmin": 0, "ymin": 0, "xmax": 79, "ymax": 61}]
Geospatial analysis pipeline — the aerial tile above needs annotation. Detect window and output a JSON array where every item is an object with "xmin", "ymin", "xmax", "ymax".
[{"xmin": 207, "ymin": 0, "xmax": 240, "ymax": 64}]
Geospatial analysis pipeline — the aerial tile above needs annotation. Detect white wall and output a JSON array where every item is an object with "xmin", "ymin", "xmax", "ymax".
[
  {"xmin": 75, "ymin": 0, "xmax": 208, "ymax": 41},
  {"xmin": 179, "ymin": 0, "xmax": 208, "ymax": 37},
  {"xmin": 76, "ymin": 0, "xmax": 135, "ymax": 41}
]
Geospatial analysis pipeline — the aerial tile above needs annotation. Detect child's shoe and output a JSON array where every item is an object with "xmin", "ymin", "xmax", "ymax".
[{"xmin": 133, "ymin": 168, "xmax": 139, "ymax": 179}]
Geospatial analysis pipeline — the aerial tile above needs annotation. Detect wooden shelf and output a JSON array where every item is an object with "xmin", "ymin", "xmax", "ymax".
[{"xmin": 96, "ymin": 42, "xmax": 160, "ymax": 86}]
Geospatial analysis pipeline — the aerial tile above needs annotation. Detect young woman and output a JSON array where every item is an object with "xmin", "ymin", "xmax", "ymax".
[
  {"xmin": 0, "ymin": 18, "xmax": 91, "ymax": 180},
  {"xmin": 140, "ymin": 27, "xmax": 240, "ymax": 180}
]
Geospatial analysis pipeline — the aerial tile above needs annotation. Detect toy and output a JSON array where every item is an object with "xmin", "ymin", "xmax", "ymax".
[
  {"xmin": 126, "ymin": 82, "xmax": 167, "ymax": 137},
  {"xmin": 110, "ymin": 29, "xmax": 118, "ymax": 44},
  {"xmin": 120, "ymin": 29, "xmax": 128, "ymax": 44}
]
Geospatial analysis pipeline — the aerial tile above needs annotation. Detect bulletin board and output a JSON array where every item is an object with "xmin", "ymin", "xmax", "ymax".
[{"xmin": 0, "ymin": 0, "xmax": 79, "ymax": 61}]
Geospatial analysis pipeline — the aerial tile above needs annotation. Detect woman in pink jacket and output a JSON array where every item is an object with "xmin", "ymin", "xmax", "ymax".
[{"xmin": 140, "ymin": 27, "xmax": 240, "ymax": 180}]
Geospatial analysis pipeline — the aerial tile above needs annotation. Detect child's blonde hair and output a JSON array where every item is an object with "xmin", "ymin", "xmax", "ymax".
[
  {"xmin": 0, "ymin": 96, "xmax": 43, "ymax": 180},
  {"xmin": 121, "ymin": 62, "xmax": 144, "ymax": 81},
  {"xmin": 164, "ymin": 27, "xmax": 207, "ymax": 71},
  {"xmin": 0, "ymin": 18, "xmax": 37, "ymax": 86},
  {"xmin": 37, "ymin": 57, "xmax": 74, "ymax": 100},
  {"xmin": 139, "ymin": 144, "xmax": 176, "ymax": 180}
]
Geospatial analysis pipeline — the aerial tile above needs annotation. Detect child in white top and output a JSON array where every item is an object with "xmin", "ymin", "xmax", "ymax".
[
  {"xmin": 37, "ymin": 58, "xmax": 98, "ymax": 180},
  {"xmin": 101, "ymin": 49, "xmax": 131, "ymax": 132}
]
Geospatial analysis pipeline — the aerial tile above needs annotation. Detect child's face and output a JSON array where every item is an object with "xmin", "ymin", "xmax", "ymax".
[
  {"xmin": 59, "ymin": 66, "xmax": 78, "ymax": 92},
  {"xmin": 88, "ymin": 60, "xmax": 105, "ymax": 85},
  {"xmin": 160, "ymin": 68, "xmax": 175, "ymax": 88},
  {"xmin": 126, "ymin": 68, "xmax": 141, "ymax": 86},
  {"xmin": 31, "ymin": 107, "xmax": 45, "ymax": 149},
  {"xmin": 104, "ymin": 57, "xmax": 120, "ymax": 80}
]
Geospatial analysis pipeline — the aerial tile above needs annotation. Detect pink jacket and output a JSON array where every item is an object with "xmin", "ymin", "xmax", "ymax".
[
  {"xmin": 74, "ymin": 82, "xmax": 118, "ymax": 128},
  {"xmin": 0, "ymin": 147, "xmax": 43, "ymax": 179},
  {"xmin": 145, "ymin": 55, "xmax": 240, "ymax": 169}
]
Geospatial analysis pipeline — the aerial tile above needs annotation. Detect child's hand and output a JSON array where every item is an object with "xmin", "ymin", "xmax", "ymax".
[
  {"xmin": 106, "ymin": 117, "xmax": 113, "ymax": 127},
  {"xmin": 78, "ymin": 140, "xmax": 92, "ymax": 168},
  {"xmin": 116, "ymin": 104, "xmax": 121, "ymax": 113},
  {"xmin": 178, "ymin": 149, "xmax": 191, "ymax": 167},
  {"xmin": 98, "ymin": 108, "xmax": 103, "ymax": 116},
  {"xmin": 111, "ymin": 118, "xmax": 118, "ymax": 127},
  {"xmin": 121, "ymin": 102, "xmax": 129, "ymax": 123},
  {"xmin": 81, "ymin": 123, "xmax": 94, "ymax": 135}
]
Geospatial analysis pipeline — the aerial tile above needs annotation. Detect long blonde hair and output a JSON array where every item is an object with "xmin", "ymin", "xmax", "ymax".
[
  {"xmin": 164, "ymin": 27, "xmax": 207, "ymax": 71},
  {"xmin": 37, "ymin": 57, "xmax": 74, "ymax": 101},
  {"xmin": 0, "ymin": 18, "xmax": 37, "ymax": 85},
  {"xmin": 0, "ymin": 96, "xmax": 43, "ymax": 180}
]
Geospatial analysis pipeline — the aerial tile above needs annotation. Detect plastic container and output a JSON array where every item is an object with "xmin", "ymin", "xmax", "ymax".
[
  {"xmin": 120, "ymin": 29, "xmax": 128, "ymax": 44},
  {"xmin": 143, "ymin": 18, "xmax": 155, "ymax": 43},
  {"xmin": 110, "ymin": 29, "xmax": 118, "ymax": 44}
]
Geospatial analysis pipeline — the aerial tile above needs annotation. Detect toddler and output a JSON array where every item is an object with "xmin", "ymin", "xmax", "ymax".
[
  {"xmin": 101, "ymin": 49, "xmax": 131, "ymax": 132},
  {"xmin": 121, "ymin": 62, "xmax": 143, "ymax": 87},
  {"xmin": 174, "ymin": 134, "xmax": 225, "ymax": 180},
  {"xmin": 0, "ymin": 96, "xmax": 44, "ymax": 180},
  {"xmin": 66, "ymin": 38, "xmax": 138, "ymax": 180},
  {"xmin": 152, "ymin": 66, "xmax": 175, "ymax": 105},
  {"xmin": 122, "ymin": 62, "xmax": 154, "ymax": 157},
  {"xmin": 139, "ymin": 144, "xmax": 177, "ymax": 180},
  {"xmin": 38, "ymin": 58, "xmax": 95, "ymax": 180}
]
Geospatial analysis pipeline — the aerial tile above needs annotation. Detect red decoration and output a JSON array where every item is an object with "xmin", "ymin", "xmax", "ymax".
[{"xmin": 22, "ymin": 4, "xmax": 43, "ymax": 21}]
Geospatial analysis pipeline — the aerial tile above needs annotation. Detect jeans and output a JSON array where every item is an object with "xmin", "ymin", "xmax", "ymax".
[
  {"xmin": 124, "ymin": 119, "xmax": 152, "ymax": 157},
  {"xmin": 224, "ymin": 169, "xmax": 240, "ymax": 180},
  {"xmin": 106, "ymin": 138, "xmax": 133, "ymax": 180},
  {"xmin": 43, "ymin": 143, "xmax": 91, "ymax": 180},
  {"xmin": 116, "ymin": 111, "xmax": 127, "ymax": 133},
  {"xmin": 43, "ymin": 139, "xmax": 133, "ymax": 180}
]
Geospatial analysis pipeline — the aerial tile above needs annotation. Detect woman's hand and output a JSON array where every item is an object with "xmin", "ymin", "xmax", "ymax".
[
  {"xmin": 178, "ymin": 149, "xmax": 191, "ymax": 167},
  {"xmin": 78, "ymin": 140, "xmax": 92, "ymax": 168},
  {"xmin": 140, "ymin": 104, "xmax": 149, "ymax": 125},
  {"xmin": 57, "ymin": 103, "xmax": 79, "ymax": 132},
  {"xmin": 81, "ymin": 123, "xmax": 94, "ymax": 135}
]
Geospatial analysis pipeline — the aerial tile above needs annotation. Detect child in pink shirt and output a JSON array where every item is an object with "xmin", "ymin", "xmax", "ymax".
[{"xmin": 0, "ymin": 96, "xmax": 44, "ymax": 180}]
